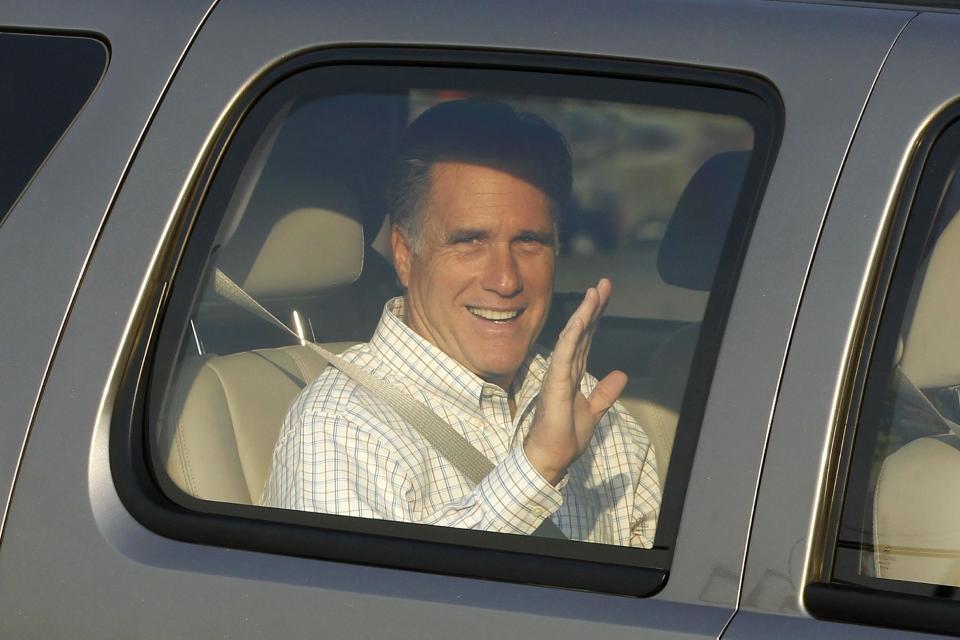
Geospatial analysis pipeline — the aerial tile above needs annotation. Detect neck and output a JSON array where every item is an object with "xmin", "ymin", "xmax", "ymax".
[{"xmin": 483, "ymin": 372, "xmax": 515, "ymax": 392}]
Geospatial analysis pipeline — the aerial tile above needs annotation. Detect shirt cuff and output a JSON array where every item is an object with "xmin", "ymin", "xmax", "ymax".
[{"xmin": 476, "ymin": 446, "xmax": 564, "ymax": 535}]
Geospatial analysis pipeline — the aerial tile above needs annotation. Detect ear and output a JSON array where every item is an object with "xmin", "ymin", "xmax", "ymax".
[{"xmin": 391, "ymin": 224, "xmax": 412, "ymax": 289}]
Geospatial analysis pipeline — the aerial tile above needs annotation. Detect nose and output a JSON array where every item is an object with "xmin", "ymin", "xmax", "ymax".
[{"xmin": 481, "ymin": 242, "xmax": 523, "ymax": 297}]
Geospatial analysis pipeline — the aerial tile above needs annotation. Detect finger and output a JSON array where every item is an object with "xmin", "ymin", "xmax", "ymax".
[
  {"xmin": 573, "ymin": 327, "xmax": 591, "ymax": 377},
  {"xmin": 582, "ymin": 279, "xmax": 612, "ymax": 342},
  {"xmin": 587, "ymin": 370, "xmax": 628, "ymax": 418},
  {"xmin": 548, "ymin": 315, "xmax": 584, "ymax": 384},
  {"xmin": 566, "ymin": 281, "xmax": 612, "ymax": 385},
  {"xmin": 596, "ymin": 277, "xmax": 612, "ymax": 303},
  {"xmin": 576, "ymin": 279, "xmax": 614, "ymax": 373},
  {"xmin": 586, "ymin": 278, "xmax": 612, "ymax": 336},
  {"xmin": 571, "ymin": 286, "xmax": 600, "ymax": 331},
  {"xmin": 569, "ymin": 288, "xmax": 599, "ymax": 369}
]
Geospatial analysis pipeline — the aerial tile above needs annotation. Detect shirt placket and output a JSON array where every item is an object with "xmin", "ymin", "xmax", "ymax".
[{"xmin": 478, "ymin": 384, "xmax": 515, "ymax": 462}]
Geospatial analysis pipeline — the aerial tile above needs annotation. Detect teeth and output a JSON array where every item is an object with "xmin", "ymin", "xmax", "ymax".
[{"xmin": 468, "ymin": 307, "xmax": 520, "ymax": 321}]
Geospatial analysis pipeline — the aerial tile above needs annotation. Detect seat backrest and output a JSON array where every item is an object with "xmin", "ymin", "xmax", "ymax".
[
  {"xmin": 621, "ymin": 151, "xmax": 749, "ymax": 488},
  {"xmin": 157, "ymin": 95, "xmax": 407, "ymax": 504},
  {"xmin": 874, "ymin": 436, "xmax": 960, "ymax": 586},
  {"xmin": 159, "ymin": 184, "xmax": 371, "ymax": 503},
  {"xmin": 161, "ymin": 344, "xmax": 343, "ymax": 504},
  {"xmin": 874, "ymin": 209, "xmax": 960, "ymax": 585}
]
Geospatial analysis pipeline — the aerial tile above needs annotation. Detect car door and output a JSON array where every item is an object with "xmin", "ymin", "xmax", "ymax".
[
  {"xmin": 0, "ymin": 1, "xmax": 911, "ymax": 637},
  {"xmin": 0, "ymin": 2, "xmax": 213, "ymax": 535},
  {"xmin": 726, "ymin": 8, "xmax": 960, "ymax": 640}
]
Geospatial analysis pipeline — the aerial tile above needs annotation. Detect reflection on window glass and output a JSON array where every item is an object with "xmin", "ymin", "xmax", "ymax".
[
  {"xmin": 835, "ymin": 124, "xmax": 960, "ymax": 595},
  {"xmin": 0, "ymin": 32, "xmax": 107, "ymax": 224},
  {"xmin": 152, "ymin": 67, "xmax": 763, "ymax": 553}
]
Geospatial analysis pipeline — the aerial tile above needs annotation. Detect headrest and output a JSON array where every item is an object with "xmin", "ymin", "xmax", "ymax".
[
  {"xmin": 658, "ymin": 151, "xmax": 751, "ymax": 291},
  {"xmin": 217, "ymin": 181, "xmax": 364, "ymax": 298},
  {"xmin": 242, "ymin": 205, "xmax": 364, "ymax": 297},
  {"xmin": 900, "ymin": 210, "xmax": 960, "ymax": 388}
]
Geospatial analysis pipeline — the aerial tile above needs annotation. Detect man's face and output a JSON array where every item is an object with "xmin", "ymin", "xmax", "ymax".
[{"xmin": 392, "ymin": 161, "xmax": 556, "ymax": 390}]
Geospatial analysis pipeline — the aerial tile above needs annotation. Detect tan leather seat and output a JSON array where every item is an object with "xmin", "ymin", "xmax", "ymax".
[
  {"xmin": 874, "ymin": 436, "xmax": 960, "ymax": 585},
  {"xmin": 874, "ymin": 209, "xmax": 960, "ymax": 585},
  {"xmin": 158, "ymin": 96, "xmax": 406, "ymax": 505},
  {"xmin": 157, "ymin": 183, "xmax": 367, "ymax": 505},
  {"xmin": 159, "ymin": 345, "xmax": 339, "ymax": 504}
]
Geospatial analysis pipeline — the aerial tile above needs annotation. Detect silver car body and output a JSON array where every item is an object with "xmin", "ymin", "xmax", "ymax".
[{"xmin": 0, "ymin": 0, "xmax": 956, "ymax": 636}]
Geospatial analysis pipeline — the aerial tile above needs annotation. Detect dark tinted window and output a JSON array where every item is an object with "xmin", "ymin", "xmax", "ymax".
[{"xmin": 0, "ymin": 32, "xmax": 107, "ymax": 224}]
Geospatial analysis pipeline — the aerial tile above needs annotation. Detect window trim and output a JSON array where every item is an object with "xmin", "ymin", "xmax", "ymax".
[
  {"xmin": 808, "ymin": 104, "xmax": 960, "ymax": 634},
  {"xmin": 110, "ymin": 46, "xmax": 782, "ymax": 596}
]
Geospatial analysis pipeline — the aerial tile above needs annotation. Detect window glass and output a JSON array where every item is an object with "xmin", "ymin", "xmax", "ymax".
[
  {"xmin": 0, "ymin": 32, "xmax": 107, "ymax": 224},
  {"xmin": 145, "ymin": 61, "xmax": 773, "ymax": 577},
  {"xmin": 833, "ymin": 119, "xmax": 960, "ymax": 598}
]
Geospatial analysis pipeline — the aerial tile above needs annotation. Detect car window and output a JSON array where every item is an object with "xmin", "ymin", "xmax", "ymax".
[
  {"xmin": 0, "ymin": 32, "xmax": 106, "ymax": 225},
  {"xmin": 134, "ymin": 53, "xmax": 778, "ymax": 594},
  {"xmin": 828, "ymin": 116, "xmax": 960, "ymax": 603}
]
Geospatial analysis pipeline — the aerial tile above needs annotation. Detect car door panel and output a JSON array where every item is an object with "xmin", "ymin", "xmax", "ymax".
[{"xmin": 727, "ymin": 10, "xmax": 960, "ymax": 640}]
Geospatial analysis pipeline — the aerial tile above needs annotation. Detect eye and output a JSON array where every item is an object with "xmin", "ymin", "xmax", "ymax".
[
  {"xmin": 448, "ymin": 231, "xmax": 484, "ymax": 245},
  {"xmin": 515, "ymin": 232, "xmax": 553, "ymax": 250}
]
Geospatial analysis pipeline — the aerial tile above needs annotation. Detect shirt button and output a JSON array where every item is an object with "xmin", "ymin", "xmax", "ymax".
[
  {"xmin": 470, "ymin": 418, "xmax": 483, "ymax": 428},
  {"xmin": 531, "ymin": 507, "xmax": 546, "ymax": 518}
]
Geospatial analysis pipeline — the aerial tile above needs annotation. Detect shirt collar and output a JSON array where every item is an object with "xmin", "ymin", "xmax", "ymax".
[{"xmin": 369, "ymin": 297, "xmax": 548, "ymax": 414}]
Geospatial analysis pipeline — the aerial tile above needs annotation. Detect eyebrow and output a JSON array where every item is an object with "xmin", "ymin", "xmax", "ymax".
[
  {"xmin": 515, "ymin": 230, "xmax": 556, "ymax": 245},
  {"xmin": 445, "ymin": 228, "xmax": 489, "ymax": 244},
  {"xmin": 444, "ymin": 228, "xmax": 556, "ymax": 245}
]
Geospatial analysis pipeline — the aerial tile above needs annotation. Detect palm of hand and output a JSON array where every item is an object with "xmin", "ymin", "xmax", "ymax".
[{"xmin": 524, "ymin": 279, "xmax": 627, "ymax": 485}]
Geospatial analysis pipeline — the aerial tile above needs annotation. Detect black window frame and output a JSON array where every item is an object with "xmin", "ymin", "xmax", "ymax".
[
  {"xmin": 808, "ymin": 104, "xmax": 960, "ymax": 635},
  {"xmin": 110, "ymin": 46, "xmax": 782, "ymax": 597}
]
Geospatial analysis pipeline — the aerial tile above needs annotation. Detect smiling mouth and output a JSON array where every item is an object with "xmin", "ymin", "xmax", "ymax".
[{"xmin": 467, "ymin": 306, "xmax": 523, "ymax": 322}]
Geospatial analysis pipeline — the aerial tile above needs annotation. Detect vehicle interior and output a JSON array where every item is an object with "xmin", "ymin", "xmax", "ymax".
[
  {"xmin": 152, "ymin": 86, "xmax": 755, "ymax": 541},
  {"xmin": 872, "ymin": 193, "xmax": 960, "ymax": 587}
]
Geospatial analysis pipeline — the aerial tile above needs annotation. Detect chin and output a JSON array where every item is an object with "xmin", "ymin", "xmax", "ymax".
[
  {"xmin": 465, "ymin": 342, "xmax": 530, "ymax": 380},
  {"xmin": 475, "ymin": 359, "xmax": 524, "ymax": 381}
]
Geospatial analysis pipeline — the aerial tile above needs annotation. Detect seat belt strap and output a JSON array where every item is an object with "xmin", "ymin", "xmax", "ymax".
[
  {"xmin": 213, "ymin": 269, "xmax": 566, "ymax": 539},
  {"xmin": 892, "ymin": 367, "xmax": 960, "ymax": 437}
]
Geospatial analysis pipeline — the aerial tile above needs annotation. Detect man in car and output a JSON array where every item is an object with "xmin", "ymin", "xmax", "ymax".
[{"xmin": 261, "ymin": 98, "xmax": 660, "ymax": 546}]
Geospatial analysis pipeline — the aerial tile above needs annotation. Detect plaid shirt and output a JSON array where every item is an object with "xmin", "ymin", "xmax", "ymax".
[{"xmin": 261, "ymin": 297, "xmax": 660, "ymax": 547}]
